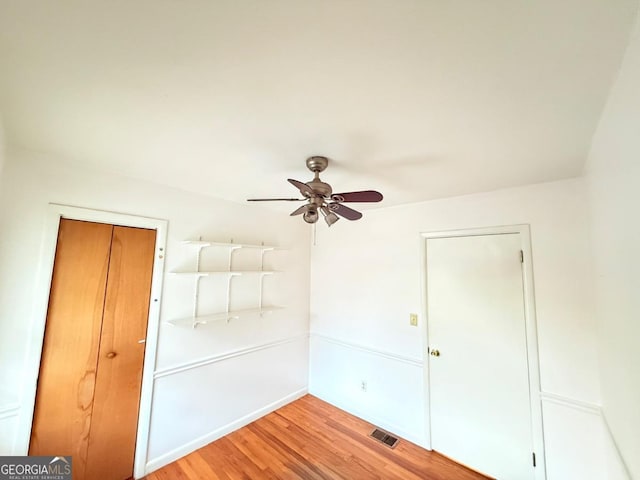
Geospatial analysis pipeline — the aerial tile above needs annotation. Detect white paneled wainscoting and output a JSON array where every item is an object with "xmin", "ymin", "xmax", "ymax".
[
  {"xmin": 308, "ymin": 333, "xmax": 629, "ymax": 480},
  {"xmin": 146, "ymin": 334, "xmax": 309, "ymax": 474}
]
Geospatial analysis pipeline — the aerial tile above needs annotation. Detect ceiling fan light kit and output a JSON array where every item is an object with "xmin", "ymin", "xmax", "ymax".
[
  {"xmin": 320, "ymin": 206, "xmax": 340, "ymax": 227},
  {"xmin": 247, "ymin": 156, "xmax": 383, "ymax": 227},
  {"xmin": 303, "ymin": 205, "xmax": 319, "ymax": 224}
]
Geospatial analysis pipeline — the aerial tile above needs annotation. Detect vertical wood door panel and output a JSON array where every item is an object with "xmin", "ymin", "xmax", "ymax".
[
  {"xmin": 29, "ymin": 219, "xmax": 114, "ymax": 480},
  {"xmin": 85, "ymin": 226, "xmax": 156, "ymax": 480},
  {"xmin": 427, "ymin": 234, "xmax": 534, "ymax": 480}
]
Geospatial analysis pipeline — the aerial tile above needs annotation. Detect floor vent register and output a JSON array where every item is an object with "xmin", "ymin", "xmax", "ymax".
[{"xmin": 370, "ymin": 428, "xmax": 399, "ymax": 448}]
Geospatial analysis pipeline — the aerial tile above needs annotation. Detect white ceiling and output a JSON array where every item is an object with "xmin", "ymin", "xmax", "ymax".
[{"xmin": 0, "ymin": 0, "xmax": 637, "ymax": 208}]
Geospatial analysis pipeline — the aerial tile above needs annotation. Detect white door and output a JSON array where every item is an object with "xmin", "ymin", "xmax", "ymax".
[{"xmin": 426, "ymin": 233, "xmax": 534, "ymax": 479}]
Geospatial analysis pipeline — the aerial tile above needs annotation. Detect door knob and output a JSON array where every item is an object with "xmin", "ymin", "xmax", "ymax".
[
  {"xmin": 106, "ymin": 352, "xmax": 117, "ymax": 359},
  {"xmin": 430, "ymin": 349, "xmax": 440, "ymax": 357}
]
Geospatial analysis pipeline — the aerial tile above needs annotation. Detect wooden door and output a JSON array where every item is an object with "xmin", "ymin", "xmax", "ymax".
[
  {"xmin": 426, "ymin": 233, "xmax": 534, "ymax": 479},
  {"xmin": 30, "ymin": 219, "xmax": 156, "ymax": 480},
  {"xmin": 29, "ymin": 219, "xmax": 112, "ymax": 476},
  {"xmin": 85, "ymin": 226, "xmax": 155, "ymax": 479}
]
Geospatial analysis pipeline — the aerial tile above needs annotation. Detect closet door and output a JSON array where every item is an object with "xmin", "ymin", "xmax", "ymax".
[
  {"xmin": 85, "ymin": 226, "xmax": 156, "ymax": 480},
  {"xmin": 29, "ymin": 219, "xmax": 113, "ymax": 478},
  {"xmin": 30, "ymin": 220, "xmax": 156, "ymax": 480}
]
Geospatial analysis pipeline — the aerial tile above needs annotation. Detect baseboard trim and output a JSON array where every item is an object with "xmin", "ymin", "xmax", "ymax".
[
  {"xmin": 540, "ymin": 392, "xmax": 632, "ymax": 478},
  {"xmin": 539, "ymin": 391, "xmax": 601, "ymax": 415},
  {"xmin": 154, "ymin": 334, "xmax": 308, "ymax": 379},
  {"xmin": 309, "ymin": 389, "xmax": 428, "ymax": 449},
  {"xmin": 310, "ymin": 333, "xmax": 423, "ymax": 367},
  {"xmin": 144, "ymin": 387, "xmax": 308, "ymax": 475}
]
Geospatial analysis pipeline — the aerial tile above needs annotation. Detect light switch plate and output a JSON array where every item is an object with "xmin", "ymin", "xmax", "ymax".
[{"xmin": 410, "ymin": 313, "xmax": 418, "ymax": 326}]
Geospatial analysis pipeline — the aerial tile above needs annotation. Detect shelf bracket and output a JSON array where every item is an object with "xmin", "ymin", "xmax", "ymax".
[
  {"xmin": 228, "ymin": 243, "xmax": 242, "ymax": 272},
  {"xmin": 191, "ymin": 244, "xmax": 209, "ymax": 322},
  {"xmin": 258, "ymin": 247, "xmax": 275, "ymax": 316},
  {"xmin": 193, "ymin": 275, "xmax": 202, "ymax": 320},
  {"xmin": 225, "ymin": 243, "xmax": 242, "ymax": 321},
  {"xmin": 259, "ymin": 275, "xmax": 265, "ymax": 315}
]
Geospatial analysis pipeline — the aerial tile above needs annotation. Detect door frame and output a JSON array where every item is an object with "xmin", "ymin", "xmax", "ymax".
[
  {"xmin": 17, "ymin": 204, "xmax": 167, "ymax": 479},
  {"xmin": 419, "ymin": 224, "xmax": 547, "ymax": 480}
]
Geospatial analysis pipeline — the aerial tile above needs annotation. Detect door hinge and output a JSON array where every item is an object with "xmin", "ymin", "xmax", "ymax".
[
  {"xmin": 520, "ymin": 250, "xmax": 524, "ymax": 263},
  {"xmin": 532, "ymin": 452, "xmax": 536, "ymax": 467}
]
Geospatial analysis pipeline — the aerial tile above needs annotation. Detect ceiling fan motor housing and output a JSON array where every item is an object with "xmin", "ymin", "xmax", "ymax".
[{"xmin": 307, "ymin": 180, "xmax": 332, "ymax": 198}]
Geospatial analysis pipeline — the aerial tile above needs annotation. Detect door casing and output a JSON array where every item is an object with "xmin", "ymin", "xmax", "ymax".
[
  {"xmin": 419, "ymin": 224, "xmax": 547, "ymax": 480},
  {"xmin": 17, "ymin": 204, "xmax": 167, "ymax": 479}
]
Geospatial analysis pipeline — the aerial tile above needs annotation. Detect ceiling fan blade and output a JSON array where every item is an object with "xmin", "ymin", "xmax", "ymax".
[
  {"xmin": 290, "ymin": 205, "xmax": 308, "ymax": 216},
  {"xmin": 331, "ymin": 190, "xmax": 383, "ymax": 203},
  {"xmin": 328, "ymin": 203, "xmax": 363, "ymax": 221},
  {"xmin": 247, "ymin": 198, "xmax": 304, "ymax": 202},
  {"xmin": 288, "ymin": 179, "xmax": 314, "ymax": 196}
]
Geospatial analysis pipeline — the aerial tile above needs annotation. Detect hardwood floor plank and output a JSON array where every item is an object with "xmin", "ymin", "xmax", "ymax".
[
  {"xmin": 275, "ymin": 402, "xmax": 424, "ymax": 480},
  {"xmin": 247, "ymin": 422, "xmax": 331, "ymax": 480},
  {"xmin": 177, "ymin": 452, "xmax": 225, "ymax": 480},
  {"xmin": 259, "ymin": 413, "xmax": 385, "ymax": 480},
  {"xmin": 143, "ymin": 395, "xmax": 490, "ymax": 480}
]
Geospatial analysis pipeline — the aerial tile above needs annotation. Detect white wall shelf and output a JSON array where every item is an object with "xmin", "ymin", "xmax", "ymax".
[
  {"xmin": 167, "ymin": 306, "xmax": 285, "ymax": 328},
  {"xmin": 182, "ymin": 240, "xmax": 280, "ymax": 250},
  {"xmin": 170, "ymin": 271, "xmax": 279, "ymax": 276},
  {"xmin": 168, "ymin": 239, "xmax": 284, "ymax": 328}
]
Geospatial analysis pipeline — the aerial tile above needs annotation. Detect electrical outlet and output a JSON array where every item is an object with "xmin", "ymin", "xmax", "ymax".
[
  {"xmin": 410, "ymin": 313, "xmax": 418, "ymax": 326},
  {"xmin": 361, "ymin": 380, "xmax": 368, "ymax": 392}
]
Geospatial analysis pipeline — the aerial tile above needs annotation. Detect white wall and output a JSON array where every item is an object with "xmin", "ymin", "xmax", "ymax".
[
  {"xmin": 0, "ymin": 148, "xmax": 311, "ymax": 473},
  {"xmin": 585, "ymin": 11, "xmax": 640, "ymax": 479},
  {"xmin": 308, "ymin": 177, "xmax": 615, "ymax": 479}
]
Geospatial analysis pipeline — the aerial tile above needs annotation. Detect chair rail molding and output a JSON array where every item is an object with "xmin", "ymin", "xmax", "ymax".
[
  {"xmin": 310, "ymin": 333, "xmax": 423, "ymax": 367},
  {"xmin": 154, "ymin": 334, "xmax": 309, "ymax": 379}
]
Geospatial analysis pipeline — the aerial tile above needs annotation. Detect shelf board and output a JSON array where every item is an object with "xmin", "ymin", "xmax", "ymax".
[
  {"xmin": 167, "ymin": 306, "xmax": 285, "ymax": 327},
  {"xmin": 182, "ymin": 240, "xmax": 280, "ymax": 250},
  {"xmin": 170, "ymin": 270, "xmax": 279, "ymax": 276}
]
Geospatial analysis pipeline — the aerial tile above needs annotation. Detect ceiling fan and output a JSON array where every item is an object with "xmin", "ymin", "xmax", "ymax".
[{"xmin": 247, "ymin": 156, "xmax": 383, "ymax": 226}]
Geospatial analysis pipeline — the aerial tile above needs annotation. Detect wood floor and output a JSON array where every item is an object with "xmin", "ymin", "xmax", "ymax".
[{"xmin": 143, "ymin": 395, "xmax": 489, "ymax": 480}]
